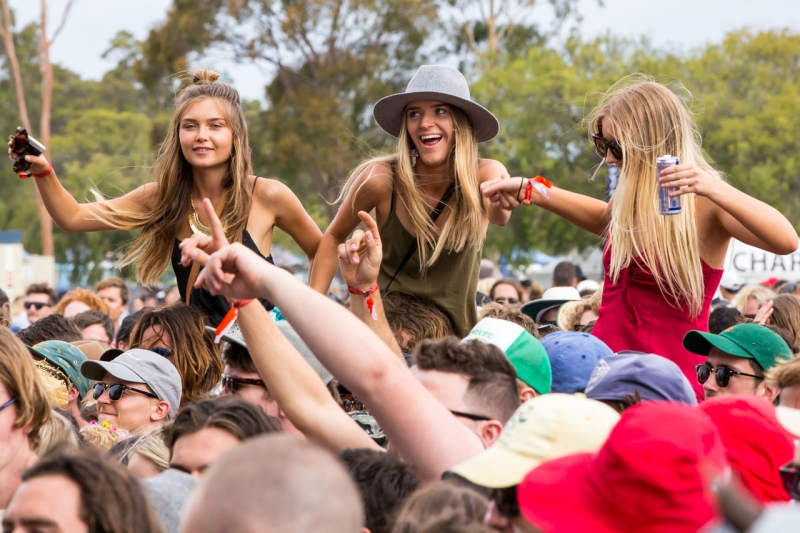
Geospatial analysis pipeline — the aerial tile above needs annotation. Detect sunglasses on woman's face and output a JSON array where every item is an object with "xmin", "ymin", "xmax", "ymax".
[
  {"xmin": 489, "ymin": 486, "xmax": 520, "ymax": 518},
  {"xmin": 221, "ymin": 375, "xmax": 266, "ymax": 395},
  {"xmin": 695, "ymin": 364, "xmax": 763, "ymax": 388},
  {"xmin": 92, "ymin": 382, "xmax": 159, "ymax": 401},
  {"xmin": 149, "ymin": 347, "xmax": 174, "ymax": 358},
  {"xmin": 591, "ymin": 134, "xmax": 623, "ymax": 161}
]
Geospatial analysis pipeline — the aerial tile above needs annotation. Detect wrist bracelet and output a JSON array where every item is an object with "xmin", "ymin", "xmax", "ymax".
[
  {"xmin": 214, "ymin": 299, "xmax": 255, "ymax": 343},
  {"xmin": 526, "ymin": 175, "xmax": 552, "ymax": 201},
  {"xmin": 348, "ymin": 282, "xmax": 379, "ymax": 321},
  {"xmin": 18, "ymin": 164, "xmax": 53, "ymax": 179}
]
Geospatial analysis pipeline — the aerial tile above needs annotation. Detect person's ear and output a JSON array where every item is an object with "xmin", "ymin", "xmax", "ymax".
[
  {"xmin": 760, "ymin": 380, "xmax": 781, "ymax": 403},
  {"xmin": 151, "ymin": 401, "xmax": 171, "ymax": 422},
  {"xmin": 479, "ymin": 420, "xmax": 504, "ymax": 447},
  {"xmin": 69, "ymin": 384, "xmax": 79, "ymax": 403},
  {"xmin": 519, "ymin": 386, "xmax": 538, "ymax": 403}
]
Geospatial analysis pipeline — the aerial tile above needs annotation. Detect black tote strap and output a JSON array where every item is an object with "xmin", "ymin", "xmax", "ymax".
[{"xmin": 382, "ymin": 181, "xmax": 456, "ymax": 294}]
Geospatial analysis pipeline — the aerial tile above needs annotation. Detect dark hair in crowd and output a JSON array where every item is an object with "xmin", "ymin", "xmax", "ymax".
[
  {"xmin": 20, "ymin": 452, "xmax": 165, "ymax": 533},
  {"xmin": 413, "ymin": 337, "xmax": 520, "ymax": 423},
  {"xmin": 115, "ymin": 308, "xmax": 150, "ymax": 350},
  {"xmin": 72, "ymin": 310, "xmax": 115, "ymax": 343},
  {"xmin": 489, "ymin": 278, "xmax": 523, "ymax": 302},
  {"xmin": 16, "ymin": 313, "xmax": 83, "ymax": 345},
  {"xmin": 129, "ymin": 303, "xmax": 223, "ymax": 402},
  {"xmin": 222, "ymin": 342, "xmax": 259, "ymax": 374},
  {"xmin": 552, "ymin": 261, "xmax": 576, "ymax": 287},
  {"xmin": 338, "ymin": 449, "xmax": 422, "ymax": 533},
  {"xmin": 25, "ymin": 283, "xmax": 57, "ymax": 304},
  {"xmin": 708, "ymin": 306, "xmax": 742, "ymax": 334},
  {"xmin": 384, "ymin": 292, "xmax": 456, "ymax": 351},
  {"xmin": 766, "ymin": 295, "xmax": 800, "ymax": 352},
  {"xmin": 163, "ymin": 396, "xmax": 282, "ymax": 455},
  {"xmin": 478, "ymin": 303, "xmax": 539, "ymax": 338},
  {"xmin": 95, "ymin": 277, "xmax": 130, "ymax": 304},
  {"xmin": 391, "ymin": 481, "xmax": 490, "ymax": 533}
]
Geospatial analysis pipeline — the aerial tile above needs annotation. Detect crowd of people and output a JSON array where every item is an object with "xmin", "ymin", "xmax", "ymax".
[{"xmin": 1, "ymin": 64, "xmax": 799, "ymax": 532}]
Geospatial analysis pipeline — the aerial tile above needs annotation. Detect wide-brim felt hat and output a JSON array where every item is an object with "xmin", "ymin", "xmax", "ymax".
[{"xmin": 373, "ymin": 65, "xmax": 499, "ymax": 143}]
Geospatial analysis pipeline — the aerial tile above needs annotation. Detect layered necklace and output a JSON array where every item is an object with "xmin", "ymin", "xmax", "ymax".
[{"xmin": 188, "ymin": 199, "xmax": 212, "ymax": 236}]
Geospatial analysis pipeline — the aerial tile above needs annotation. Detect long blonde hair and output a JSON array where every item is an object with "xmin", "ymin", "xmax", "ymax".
[
  {"xmin": 587, "ymin": 76, "xmax": 722, "ymax": 316},
  {"xmin": 95, "ymin": 69, "xmax": 254, "ymax": 285},
  {"xmin": 339, "ymin": 105, "xmax": 484, "ymax": 270}
]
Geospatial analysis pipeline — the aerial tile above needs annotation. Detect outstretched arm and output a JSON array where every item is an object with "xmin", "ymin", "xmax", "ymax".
[
  {"xmin": 481, "ymin": 176, "xmax": 610, "ymax": 236},
  {"xmin": 338, "ymin": 211, "xmax": 405, "ymax": 362},
  {"xmin": 660, "ymin": 164, "xmax": 798, "ymax": 255},
  {"xmin": 23, "ymin": 153, "xmax": 154, "ymax": 233},
  {"xmin": 185, "ymin": 226, "xmax": 485, "ymax": 481}
]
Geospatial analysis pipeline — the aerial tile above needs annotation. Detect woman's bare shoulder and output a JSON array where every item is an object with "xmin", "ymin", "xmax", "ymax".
[{"xmin": 478, "ymin": 159, "xmax": 510, "ymax": 182}]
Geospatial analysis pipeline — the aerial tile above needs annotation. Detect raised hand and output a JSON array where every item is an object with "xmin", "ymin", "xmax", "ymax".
[
  {"xmin": 659, "ymin": 164, "xmax": 723, "ymax": 199},
  {"xmin": 337, "ymin": 211, "xmax": 382, "ymax": 291},
  {"xmin": 193, "ymin": 242, "xmax": 268, "ymax": 300},
  {"xmin": 754, "ymin": 299, "xmax": 774, "ymax": 326},
  {"xmin": 179, "ymin": 198, "xmax": 230, "ymax": 266},
  {"xmin": 20, "ymin": 154, "xmax": 51, "ymax": 176}
]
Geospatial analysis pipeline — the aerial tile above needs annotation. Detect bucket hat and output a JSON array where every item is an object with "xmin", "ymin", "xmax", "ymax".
[
  {"xmin": 373, "ymin": 65, "xmax": 499, "ymax": 143},
  {"xmin": 521, "ymin": 286, "xmax": 582, "ymax": 323}
]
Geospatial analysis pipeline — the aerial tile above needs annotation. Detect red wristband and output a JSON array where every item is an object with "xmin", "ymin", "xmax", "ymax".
[
  {"xmin": 213, "ymin": 299, "xmax": 255, "ymax": 343},
  {"xmin": 232, "ymin": 298, "xmax": 254, "ymax": 309},
  {"xmin": 348, "ymin": 282, "xmax": 379, "ymax": 321},
  {"xmin": 18, "ymin": 164, "xmax": 53, "ymax": 179}
]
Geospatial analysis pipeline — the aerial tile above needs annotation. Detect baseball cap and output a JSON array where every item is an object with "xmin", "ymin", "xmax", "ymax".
[
  {"xmin": 776, "ymin": 406, "xmax": 800, "ymax": 437},
  {"xmin": 518, "ymin": 403, "xmax": 727, "ymax": 533},
  {"xmin": 463, "ymin": 318, "xmax": 551, "ymax": 394},
  {"xmin": 719, "ymin": 271, "xmax": 744, "ymax": 292},
  {"xmin": 80, "ymin": 349, "xmax": 182, "ymax": 419},
  {"xmin": 699, "ymin": 396, "xmax": 794, "ymax": 502},
  {"xmin": 449, "ymin": 393, "xmax": 619, "ymax": 488},
  {"xmin": 584, "ymin": 351, "xmax": 697, "ymax": 406},
  {"xmin": 520, "ymin": 286, "xmax": 582, "ymax": 322},
  {"xmin": 541, "ymin": 331, "xmax": 612, "ymax": 393},
  {"xmin": 207, "ymin": 321, "xmax": 334, "ymax": 385},
  {"xmin": 576, "ymin": 279, "xmax": 599, "ymax": 294},
  {"xmin": 27, "ymin": 341, "xmax": 92, "ymax": 399},
  {"xmin": 683, "ymin": 323, "xmax": 792, "ymax": 372}
]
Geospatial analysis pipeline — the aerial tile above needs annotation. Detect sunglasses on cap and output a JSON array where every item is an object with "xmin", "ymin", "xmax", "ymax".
[
  {"xmin": 591, "ymin": 134, "xmax": 623, "ymax": 161},
  {"xmin": 781, "ymin": 283, "xmax": 798, "ymax": 294},
  {"xmin": 222, "ymin": 375, "xmax": 266, "ymax": 395},
  {"xmin": 24, "ymin": 301, "xmax": 50, "ymax": 310},
  {"xmin": 780, "ymin": 462, "xmax": 800, "ymax": 500},
  {"xmin": 695, "ymin": 364, "xmax": 763, "ymax": 388},
  {"xmin": 93, "ymin": 382, "xmax": 159, "ymax": 401},
  {"xmin": 489, "ymin": 485, "xmax": 520, "ymax": 518}
]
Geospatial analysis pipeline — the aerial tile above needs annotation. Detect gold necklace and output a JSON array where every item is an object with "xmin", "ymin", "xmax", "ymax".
[{"xmin": 188, "ymin": 199, "xmax": 212, "ymax": 236}]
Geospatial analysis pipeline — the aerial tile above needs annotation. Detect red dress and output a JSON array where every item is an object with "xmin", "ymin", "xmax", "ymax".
[{"xmin": 592, "ymin": 244, "xmax": 723, "ymax": 402}]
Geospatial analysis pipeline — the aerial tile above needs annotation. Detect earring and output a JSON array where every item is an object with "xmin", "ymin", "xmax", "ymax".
[{"xmin": 410, "ymin": 146, "xmax": 418, "ymax": 167}]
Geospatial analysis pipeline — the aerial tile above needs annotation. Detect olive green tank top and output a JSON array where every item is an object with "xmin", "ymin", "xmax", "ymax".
[{"xmin": 378, "ymin": 180, "xmax": 481, "ymax": 338}]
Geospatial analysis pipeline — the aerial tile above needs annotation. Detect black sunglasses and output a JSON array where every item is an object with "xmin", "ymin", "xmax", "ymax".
[
  {"xmin": 450, "ymin": 410, "xmax": 492, "ymax": 422},
  {"xmin": 490, "ymin": 486, "xmax": 520, "ymax": 518},
  {"xmin": 149, "ymin": 347, "xmax": 173, "ymax": 358},
  {"xmin": 24, "ymin": 301, "xmax": 50, "ymax": 310},
  {"xmin": 93, "ymin": 382, "xmax": 159, "ymax": 401},
  {"xmin": 222, "ymin": 375, "xmax": 266, "ymax": 395},
  {"xmin": 494, "ymin": 297, "xmax": 519, "ymax": 305},
  {"xmin": 695, "ymin": 364, "xmax": 764, "ymax": 388},
  {"xmin": 591, "ymin": 134, "xmax": 623, "ymax": 161},
  {"xmin": 780, "ymin": 463, "xmax": 800, "ymax": 500}
]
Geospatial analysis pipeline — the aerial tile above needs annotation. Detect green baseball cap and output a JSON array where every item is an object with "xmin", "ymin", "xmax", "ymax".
[
  {"xmin": 27, "ymin": 340, "xmax": 93, "ymax": 399},
  {"xmin": 683, "ymin": 323, "xmax": 791, "ymax": 372}
]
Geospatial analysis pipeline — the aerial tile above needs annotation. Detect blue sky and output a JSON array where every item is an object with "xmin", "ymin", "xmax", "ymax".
[{"xmin": 10, "ymin": 0, "xmax": 800, "ymax": 101}]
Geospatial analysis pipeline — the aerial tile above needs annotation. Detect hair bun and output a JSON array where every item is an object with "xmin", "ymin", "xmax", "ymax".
[{"xmin": 192, "ymin": 69, "xmax": 220, "ymax": 86}]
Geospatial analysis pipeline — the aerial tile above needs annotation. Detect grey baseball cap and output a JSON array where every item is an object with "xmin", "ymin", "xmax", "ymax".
[
  {"xmin": 584, "ymin": 351, "xmax": 697, "ymax": 406},
  {"xmin": 80, "ymin": 349, "xmax": 183, "ymax": 419},
  {"xmin": 208, "ymin": 321, "xmax": 334, "ymax": 385}
]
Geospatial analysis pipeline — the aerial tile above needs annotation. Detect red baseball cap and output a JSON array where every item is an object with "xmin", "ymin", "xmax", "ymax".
[
  {"xmin": 518, "ymin": 402, "xmax": 727, "ymax": 533},
  {"xmin": 760, "ymin": 277, "xmax": 780, "ymax": 287},
  {"xmin": 698, "ymin": 395, "xmax": 794, "ymax": 502}
]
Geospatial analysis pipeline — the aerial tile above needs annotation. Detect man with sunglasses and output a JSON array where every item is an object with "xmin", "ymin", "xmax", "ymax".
[
  {"xmin": 80, "ymin": 348, "xmax": 182, "ymax": 435},
  {"xmin": 19, "ymin": 283, "xmax": 57, "ymax": 328},
  {"xmin": 683, "ymin": 323, "xmax": 790, "ymax": 401}
]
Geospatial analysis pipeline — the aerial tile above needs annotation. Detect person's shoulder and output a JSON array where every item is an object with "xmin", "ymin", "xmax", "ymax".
[
  {"xmin": 478, "ymin": 158, "xmax": 509, "ymax": 182},
  {"xmin": 249, "ymin": 176, "xmax": 297, "ymax": 206}
]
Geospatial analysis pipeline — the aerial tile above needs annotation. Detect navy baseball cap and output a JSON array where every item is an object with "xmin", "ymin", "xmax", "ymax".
[
  {"xmin": 540, "ymin": 331, "xmax": 612, "ymax": 393},
  {"xmin": 584, "ymin": 351, "xmax": 697, "ymax": 406}
]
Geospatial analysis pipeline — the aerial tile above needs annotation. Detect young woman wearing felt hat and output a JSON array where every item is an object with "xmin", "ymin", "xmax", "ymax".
[
  {"xmin": 482, "ymin": 76, "xmax": 797, "ymax": 401},
  {"xmin": 20, "ymin": 70, "xmax": 322, "ymax": 326},
  {"xmin": 310, "ymin": 65, "xmax": 519, "ymax": 337}
]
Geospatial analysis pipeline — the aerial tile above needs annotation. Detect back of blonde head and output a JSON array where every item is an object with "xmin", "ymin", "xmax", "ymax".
[
  {"xmin": 95, "ymin": 69, "xmax": 253, "ymax": 285},
  {"xmin": 587, "ymin": 76, "xmax": 722, "ymax": 316}
]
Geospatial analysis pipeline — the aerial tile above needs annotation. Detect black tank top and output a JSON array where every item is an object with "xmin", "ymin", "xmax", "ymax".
[{"xmin": 171, "ymin": 178, "xmax": 275, "ymax": 326}]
